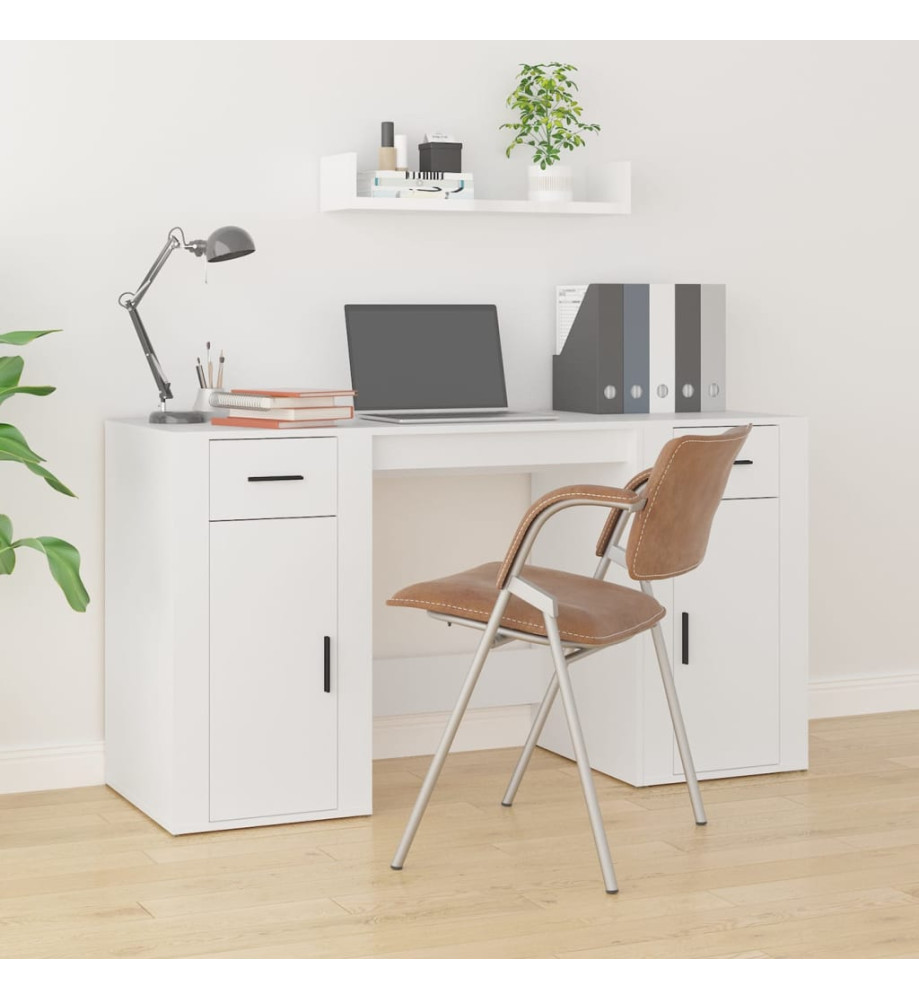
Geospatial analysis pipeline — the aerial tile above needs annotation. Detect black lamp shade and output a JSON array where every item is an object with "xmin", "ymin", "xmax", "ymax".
[{"xmin": 206, "ymin": 226, "xmax": 255, "ymax": 263}]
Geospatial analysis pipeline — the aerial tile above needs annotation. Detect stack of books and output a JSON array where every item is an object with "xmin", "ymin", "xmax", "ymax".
[
  {"xmin": 357, "ymin": 169, "xmax": 474, "ymax": 200},
  {"xmin": 209, "ymin": 388, "xmax": 356, "ymax": 428}
]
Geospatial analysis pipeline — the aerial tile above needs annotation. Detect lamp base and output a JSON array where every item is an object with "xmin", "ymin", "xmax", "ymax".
[{"xmin": 149, "ymin": 409, "xmax": 207, "ymax": 425}]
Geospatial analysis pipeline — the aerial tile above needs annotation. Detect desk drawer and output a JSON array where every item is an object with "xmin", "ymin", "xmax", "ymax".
[
  {"xmin": 674, "ymin": 424, "xmax": 779, "ymax": 499},
  {"xmin": 210, "ymin": 438, "xmax": 337, "ymax": 520}
]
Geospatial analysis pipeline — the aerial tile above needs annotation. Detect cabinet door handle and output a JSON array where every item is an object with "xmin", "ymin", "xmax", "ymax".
[
  {"xmin": 247, "ymin": 474, "xmax": 305, "ymax": 482},
  {"xmin": 733, "ymin": 459, "xmax": 753, "ymax": 466},
  {"xmin": 323, "ymin": 636, "xmax": 331, "ymax": 693},
  {"xmin": 681, "ymin": 612, "xmax": 689, "ymax": 665}
]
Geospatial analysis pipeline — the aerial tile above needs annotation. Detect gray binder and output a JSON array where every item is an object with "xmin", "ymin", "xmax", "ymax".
[
  {"xmin": 623, "ymin": 284, "xmax": 650, "ymax": 413},
  {"xmin": 553, "ymin": 284, "xmax": 624, "ymax": 414},
  {"xmin": 675, "ymin": 284, "xmax": 701, "ymax": 413},
  {"xmin": 700, "ymin": 284, "xmax": 726, "ymax": 411}
]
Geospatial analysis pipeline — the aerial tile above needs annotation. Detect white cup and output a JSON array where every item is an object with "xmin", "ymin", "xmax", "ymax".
[{"xmin": 192, "ymin": 387, "xmax": 216, "ymax": 417}]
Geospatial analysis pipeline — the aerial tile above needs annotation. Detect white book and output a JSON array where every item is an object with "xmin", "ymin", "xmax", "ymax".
[
  {"xmin": 223, "ymin": 405, "xmax": 354, "ymax": 421},
  {"xmin": 209, "ymin": 390, "xmax": 351, "ymax": 410}
]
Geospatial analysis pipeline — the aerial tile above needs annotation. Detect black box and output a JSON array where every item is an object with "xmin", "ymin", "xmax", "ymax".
[{"xmin": 419, "ymin": 142, "xmax": 463, "ymax": 173}]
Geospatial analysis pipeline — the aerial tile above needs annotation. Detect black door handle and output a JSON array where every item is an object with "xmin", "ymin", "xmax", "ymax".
[
  {"xmin": 733, "ymin": 459, "xmax": 753, "ymax": 466},
  {"xmin": 681, "ymin": 612, "xmax": 689, "ymax": 665},
  {"xmin": 247, "ymin": 474, "xmax": 305, "ymax": 482},
  {"xmin": 323, "ymin": 636, "xmax": 331, "ymax": 693}
]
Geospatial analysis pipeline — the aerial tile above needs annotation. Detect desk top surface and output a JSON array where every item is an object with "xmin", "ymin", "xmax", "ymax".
[{"xmin": 107, "ymin": 410, "xmax": 803, "ymax": 438}]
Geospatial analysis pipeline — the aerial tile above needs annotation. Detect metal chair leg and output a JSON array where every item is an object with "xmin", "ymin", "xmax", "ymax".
[
  {"xmin": 501, "ymin": 643, "xmax": 594, "ymax": 807},
  {"xmin": 502, "ymin": 673, "xmax": 560, "ymax": 806},
  {"xmin": 391, "ymin": 590, "xmax": 511, "ymax": 871},
  {"xmin": 544, "ymin": 614, "xmax": 619, "ymax": 894},
  {"xmin": 648, "ymin": 621, "xmax": 707, "ymax": 825}
]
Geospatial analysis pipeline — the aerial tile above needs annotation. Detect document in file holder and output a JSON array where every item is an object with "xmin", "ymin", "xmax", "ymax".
[{"xmin": 553, "ymin": 283, "xmax": 726, "ymax": 414}]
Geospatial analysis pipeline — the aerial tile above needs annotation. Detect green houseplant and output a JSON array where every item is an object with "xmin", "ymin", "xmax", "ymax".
[
  {"xmin": 500, "ymin": 62, "xmax": 601, "ymax": 202},
  {"xmin": 0, "ymin": 329, "xmax": 89, "ymax": 612}
]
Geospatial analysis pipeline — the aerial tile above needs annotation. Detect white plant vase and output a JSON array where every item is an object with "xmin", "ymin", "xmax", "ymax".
[{"xmin": 528, "ymin": 163, "xmax": 573, "ymax": 202}]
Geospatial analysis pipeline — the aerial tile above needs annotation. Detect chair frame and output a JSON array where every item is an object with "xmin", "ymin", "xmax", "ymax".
[{"xmin": 390, "ymin": 483, "xmax": 707, "ymax": 894}]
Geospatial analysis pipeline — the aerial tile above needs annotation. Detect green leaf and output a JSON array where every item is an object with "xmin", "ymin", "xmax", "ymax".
[
  {"xmin": 22, "ymin": 462, "xmax": 77, "ymax": 497},
  {"xmin": 11, "ymin": 536, "xmax": 89, "ymax": 611},
  {"xmin": 0, "ymin": 329, "xmax": 60, "ymax": 346},
  {"xmin": 0, "ymin": 385, "xmax": 56, "ymax": 406},
  {"xmin": 0, "ymin": 356, "xmax": 24, "ymax": 389},
  {"xmin": 0, "ymin": 422, "xmax": 45, "ymax": 464},
  {"xmin": 0, "ymin": 514, "xmax": 13, "ymax": 574},
  {"xmin": 0, "ymin": 423, "xmax": 76, "ymax": 496}
]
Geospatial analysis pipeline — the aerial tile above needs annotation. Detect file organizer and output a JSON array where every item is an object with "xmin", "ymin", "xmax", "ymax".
[{"xmin": 553, "ymin": 283, "xmax": 726, "ymax": 414}]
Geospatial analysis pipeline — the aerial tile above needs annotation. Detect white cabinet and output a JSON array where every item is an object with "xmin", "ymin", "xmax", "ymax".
[
  {"xmin": 535, "ymin": 417, "xmax": 808, "ymax": 786},
  {"xmin": 671, "ymin": 498, "xmax": 780, "ymax": 775},
  {"xmin": 209, "ymin": 516, "xmax": 338, "ymax": 822},
  {"xmin": 104, "ymin": 424, "xmax": 372, "ymax": 835}
]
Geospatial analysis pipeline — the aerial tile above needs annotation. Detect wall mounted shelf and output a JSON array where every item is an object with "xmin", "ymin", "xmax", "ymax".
[{"xmin": 319, "ymin": 153, "xmax": 631, "ymax": 215}]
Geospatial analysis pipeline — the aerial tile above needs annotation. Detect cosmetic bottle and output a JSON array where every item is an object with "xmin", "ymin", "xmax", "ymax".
[{"xmin": 379, "ymin": 121, "xmax": 397, "ymax": 170}]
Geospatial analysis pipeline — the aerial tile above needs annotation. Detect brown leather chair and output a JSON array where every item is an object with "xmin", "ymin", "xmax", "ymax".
[{"xmin": 388, "ymin": 424, "xmax": 752, "ymax": 893}]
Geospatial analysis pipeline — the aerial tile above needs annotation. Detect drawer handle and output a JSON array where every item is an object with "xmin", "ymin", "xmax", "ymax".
[
  {"xmin": 246, "ymin": 474, "xmax": 305, "ymax": 482},
  {"xmin": 733, "ymin": 459, "xmax": 753, "ymax": 466},
  {"xmin": 681, "ymin": 612, "xmax": 689, "ymax": 666},
  {"xmin": 323, "ymin": 636, "xmax": 331, "ymax": 693}
]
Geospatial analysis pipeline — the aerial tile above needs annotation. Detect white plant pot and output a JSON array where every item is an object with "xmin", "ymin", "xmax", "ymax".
[{"xmin": 528, "ymin": 164, "xmax": 573, "ymax": 202}]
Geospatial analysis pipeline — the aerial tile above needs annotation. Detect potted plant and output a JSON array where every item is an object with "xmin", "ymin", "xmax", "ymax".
[
  {"xmin": 500, "ymin": 62, "xmax": 601, "ymax": 202},
  {"xmin": 0, "ymin": 329, "xmax": 89, "ymax": 611}
]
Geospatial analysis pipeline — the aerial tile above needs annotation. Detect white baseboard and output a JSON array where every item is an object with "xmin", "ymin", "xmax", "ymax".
[
  {"xmin": 373, "ymin": 705, "xmax": 534, "ymax": 760},
  {"xmin": 3, "ymin": 673, "xmax": 918, "ymax": 795},
  {"xmin": 0, "ymin": 742, "xmax": 105, "ymax": 795},
  {"xmin": 809, "ymin": 671, "xmax": 919, "ymax": 719}
]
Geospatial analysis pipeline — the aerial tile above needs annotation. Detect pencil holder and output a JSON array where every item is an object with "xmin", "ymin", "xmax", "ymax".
[{"xmin": 192, "ymin": 388, "xmax": 216, "ymax": 417}]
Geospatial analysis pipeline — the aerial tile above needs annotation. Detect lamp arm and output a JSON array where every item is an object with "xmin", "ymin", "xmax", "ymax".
[
  {"xmin": 121, "ymin": 228, "xmax": 189, "ymax": 310},
  {"xmin": 124, "ymin": 301, "xmax": 172, "ymax": 405},
  {"xmin": 117, "ymin": 227, "xmax": 196, "ymax": 407}
]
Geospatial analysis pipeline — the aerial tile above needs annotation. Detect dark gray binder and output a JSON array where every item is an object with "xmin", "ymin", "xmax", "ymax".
[
  {"xmin": 623, "ymin": 284, "xmax": 650, "ymax": 413},
  {"xmin": 553, "ymin": 284, "xmax": 624, "ymax": 414},
  {"xmin": 675, "ymin": 284, "xmax": 701, "ymax": 413}
]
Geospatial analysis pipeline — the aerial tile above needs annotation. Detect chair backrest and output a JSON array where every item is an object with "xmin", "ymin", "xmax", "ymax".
[{"xmin": 625, "ymin": 425, "xmax": 751, "ymax": 581}]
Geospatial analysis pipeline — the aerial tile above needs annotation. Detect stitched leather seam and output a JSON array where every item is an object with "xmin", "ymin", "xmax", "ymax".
[
  {"xmin": 595, "ymin": 469, "xmax": 652, "ymax": 556},
  {"xmin": 497, "ymin": 488, "xmax": 635, "ymax": 588},
  {"xmin": 630, "ymin": 435, "xmax": 741, "ymax": 578},
  {"xmin": 388, "ymin": 595, "xmax": 664, "ymax": 642}
]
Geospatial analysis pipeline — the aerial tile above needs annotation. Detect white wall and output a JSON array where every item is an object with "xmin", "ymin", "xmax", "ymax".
[{"xmin": 1, "ymin": 40, "xmax": 918, "ymax": 772}]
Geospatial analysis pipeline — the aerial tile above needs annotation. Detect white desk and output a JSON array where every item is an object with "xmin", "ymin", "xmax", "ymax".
[{"xmin": 104, "ymin": 411, "xmax": 808, "ymax": 834}]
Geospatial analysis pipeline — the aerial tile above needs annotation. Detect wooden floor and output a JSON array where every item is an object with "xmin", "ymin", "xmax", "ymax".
[{"xmin": 2, "ymin": 712, "xmax": 919, "ymax": 958}]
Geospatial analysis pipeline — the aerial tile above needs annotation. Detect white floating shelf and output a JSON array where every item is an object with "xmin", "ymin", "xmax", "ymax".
[{"xmin": 319, "ymin": 153, "xmax": 631, "ymax": 216}]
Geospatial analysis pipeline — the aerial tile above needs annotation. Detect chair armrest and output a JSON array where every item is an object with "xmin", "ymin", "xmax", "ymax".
[
  {"xmin": 496, "ymin": 485, "xmax": 643, "ymax": 589},
  {"xmin": 595, "ymin": 468, "xmax": 653, "ymax": 557}
]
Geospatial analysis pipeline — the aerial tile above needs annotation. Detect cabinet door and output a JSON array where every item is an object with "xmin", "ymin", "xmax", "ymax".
[
  {"xmin": 672, "ymin": 498, "xmax": 780, "ymax": 775},
  {"xmin": 209, "ymin": 517, "xmax": 338, "ymax": 822}
]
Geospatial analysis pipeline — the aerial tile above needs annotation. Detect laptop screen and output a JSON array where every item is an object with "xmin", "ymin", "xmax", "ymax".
[{"xmin": 345, "ymin": 304, "xmax": 509, "ymax": 411}]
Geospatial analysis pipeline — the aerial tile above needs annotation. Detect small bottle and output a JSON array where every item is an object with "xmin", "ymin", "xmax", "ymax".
[
  {"xmin": 394, "ymin": 134, "xmax": 408, "ymax": 170},
  {"xmin": 379, "ymin": 121, "xmax": 396, "ymax": 170}
]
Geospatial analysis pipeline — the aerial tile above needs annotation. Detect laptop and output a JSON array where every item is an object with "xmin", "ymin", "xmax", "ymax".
[{"xmin": 344, "ymin": 304, "xmax": 557, "ymax": 424}]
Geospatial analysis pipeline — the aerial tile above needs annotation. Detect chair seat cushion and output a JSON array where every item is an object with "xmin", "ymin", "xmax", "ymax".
[{"xmin": 388, "ymin": 562, "xmax": 666, "ymax": 646}]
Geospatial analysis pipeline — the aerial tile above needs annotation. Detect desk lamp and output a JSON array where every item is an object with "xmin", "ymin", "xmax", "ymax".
[{"xmin": 118, "ymin": 225, "xmax": 256, "ymax": 423}]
